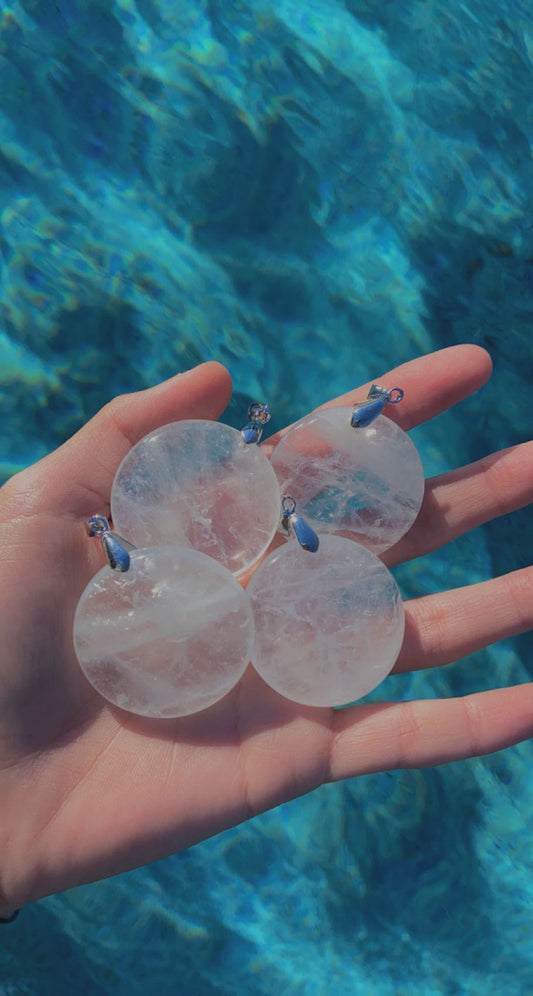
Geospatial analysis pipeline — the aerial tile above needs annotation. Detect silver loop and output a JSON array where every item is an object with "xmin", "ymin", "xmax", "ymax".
[
  {"xmin": 247, "ymin": 402, "xmax": 272, "ymax": 425},
  {"xmin": 241, "ymin": 402, "xmax": 272, "ymax": 445},
  {"xmin": 280, "ymin": 495, "xmax": 319, "ymax": 551},
  {"xmin": 388, "ymin": 387, "xmax": 404, "ymax": 404},
  {"xmin": 281, "ymin": 495, "xmax": 297, "ymax": 516},
  {"xmin": 86, "ymin": 515, "xmax": 110, "ymax": 536}
]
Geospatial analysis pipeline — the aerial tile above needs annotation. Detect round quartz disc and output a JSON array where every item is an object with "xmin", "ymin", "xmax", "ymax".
[
  {"xmin": 111, "ymin": 420, "xmax": 281, "ymax": 576},
  {"xmin": 247, "ymin": 534, "xmax": 404, "ymax": 708},
  {"xmin": 271, "ymin": 407, "xmax": 424, "ymax": 554},
  {"xmin": 73, "ymin": 546, "xmax": 255, "ymax": 718}
]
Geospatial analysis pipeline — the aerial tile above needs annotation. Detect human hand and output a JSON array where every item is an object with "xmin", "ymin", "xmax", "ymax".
[{"xmin": 1, "ymin": 345, "xmax": 532, "ymax": 916}]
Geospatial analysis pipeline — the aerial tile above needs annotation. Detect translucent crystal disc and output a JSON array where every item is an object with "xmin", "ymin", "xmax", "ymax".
[
  {"xmin": 74, "ymin": 546, "xmax": 255, "ymax": 718},
  {"xmin": 271, "ymin": 407, "xmax": 424, "ymax": 554},
  {"xmin": 111, "ymin": 420, "xmax": 281, "ymax": 575},
  {"xmin": 247, "ymin": 535, "xmax": 404, "ymax": 707}
]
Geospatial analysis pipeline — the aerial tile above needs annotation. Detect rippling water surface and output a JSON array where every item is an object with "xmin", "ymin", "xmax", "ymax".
[{"xmin": 1, "ymin": 1, "xmax": 532, "ymax": 993}]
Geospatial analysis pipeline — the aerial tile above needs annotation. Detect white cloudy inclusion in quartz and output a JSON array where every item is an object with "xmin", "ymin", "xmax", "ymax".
[
  {"xmin": 271, "ymin": 407, "xmax": 424, "ymax": 554},
  {"xmin": 247, "ymin": 535, "xmax": 404, "ymax": 707},
  {"xmin": 111, "ymin": 420, "xmax": 281, "ymax": 576},
  {"xmin": 74, "ymin": 546, "xmax": 255, "ymax": 718}
]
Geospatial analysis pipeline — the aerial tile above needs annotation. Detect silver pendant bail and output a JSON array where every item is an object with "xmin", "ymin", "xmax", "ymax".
[
  {"xmin": 241, "ymin": 402, "xmax": 272, "ymax": 444},
  {"xmin": 85, "ymin": 515, "xmax": 136, "ymax": 572},
  {"xmin": 280, "ymin": 496, "xmax": 319, "ymax": 552},
  {"xmin": 351, "ymin": 384, "xmax": 404, "ymax": 428}
]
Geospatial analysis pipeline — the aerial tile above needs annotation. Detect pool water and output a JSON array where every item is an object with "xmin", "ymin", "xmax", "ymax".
[{"xmin": 1, "ymin": 1, "xmax": 533, "ymax": 993}]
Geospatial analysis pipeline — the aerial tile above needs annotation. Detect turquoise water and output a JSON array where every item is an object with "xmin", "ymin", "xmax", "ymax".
[{"xmin": 1, "ymin": 0, "xmax": 533, "ymax": 992}]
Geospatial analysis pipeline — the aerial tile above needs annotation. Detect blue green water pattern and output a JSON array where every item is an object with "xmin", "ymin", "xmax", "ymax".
[{"xmin": 1, "ymin": 1, "xmax": 533, "ymax": 993}]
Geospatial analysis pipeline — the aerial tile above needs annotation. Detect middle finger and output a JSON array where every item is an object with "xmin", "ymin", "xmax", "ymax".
[{"xmin": 382, "ymin": 441, "xmax": 533, "ymax": 567}]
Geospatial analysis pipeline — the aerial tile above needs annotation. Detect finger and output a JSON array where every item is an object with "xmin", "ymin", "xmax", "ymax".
[
  {"xmin": 383, "ymin": 441, "xmax": 533, "ymax": 566},
  {"xmin": 321, "ymin": 342, "xmax": 493, "ymax": 430},
  {"xmin": 3, "ymin": 362, "xmax": 233, "ymax": 519},
  {"xmin": 263, "ymin": 344, "xmax": 492, "ymax": 454},
  {"xmin": 329, "ymin": 683, "xmax": 533, "ymax": 778},
  {"xmin": 397, "ymin": 566, "xmax": 533, "ymax": 673}
]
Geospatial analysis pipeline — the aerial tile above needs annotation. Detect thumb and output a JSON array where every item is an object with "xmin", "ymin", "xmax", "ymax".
[{"xmin": 2, "ymin": 362, "xmax": 233, "ymax": 520}]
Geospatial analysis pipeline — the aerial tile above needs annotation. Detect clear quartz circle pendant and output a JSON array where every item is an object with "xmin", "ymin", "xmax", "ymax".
[
  {"xmin": 73, "ymin": 545, "xmax": 255, "ymax": 718},
  {"xmin": 247, "ymin": 534, "xmax": 404, "ymax": 708},
  {"xmin": 111, "ymin": 420, "xmax": 281, "ymax": 576},
  {"xmin": 270, "ymin": 407, "xmax": 424, "ymax": 554}
]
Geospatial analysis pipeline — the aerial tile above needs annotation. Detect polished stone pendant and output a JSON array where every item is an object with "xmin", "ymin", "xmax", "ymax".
[
  {"xmin": 247, "ymin": 533, "xmax": 404, "ymax": 708},
  {"xmin": 74, "ymin": 544, "xmax": 255, "ymax": 718},
  {"xmin": 111, "ymin": 416, "xmax": 281, "ymax": 576},
  {"xmin": 270, "ymin": 391, "xmax": 424, "ymax": 554}
]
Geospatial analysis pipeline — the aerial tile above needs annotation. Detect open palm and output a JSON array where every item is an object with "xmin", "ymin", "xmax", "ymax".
[{"xmin": 1, "ymin": 345, "xmax": 532, "ymax": 916}]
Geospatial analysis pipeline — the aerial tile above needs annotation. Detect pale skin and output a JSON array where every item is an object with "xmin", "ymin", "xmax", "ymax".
[{"xmin": 1, "ymin": 344, "xmax": 533, "ymax": 918}]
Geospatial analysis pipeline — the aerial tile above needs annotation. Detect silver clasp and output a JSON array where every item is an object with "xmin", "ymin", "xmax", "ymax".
[
  {"xmin": 86, "ymin": 515, "xmax": 136, "ymax": 572},
  {"xmin": 241, "ymin": 402, "xmax": 272, "ymax": 444},
  {"xmin": 351, "ymin": 385, "xmax": 404, "ymax": 428},
  {"xmin": 280, "ymin": 496, "xmax": 319, "ymax": 552}
]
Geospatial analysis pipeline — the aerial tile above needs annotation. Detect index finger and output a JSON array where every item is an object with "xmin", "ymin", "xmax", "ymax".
[{"xmin": 262, "ymin": 343, "xmax": 492, "ymax": 456}]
